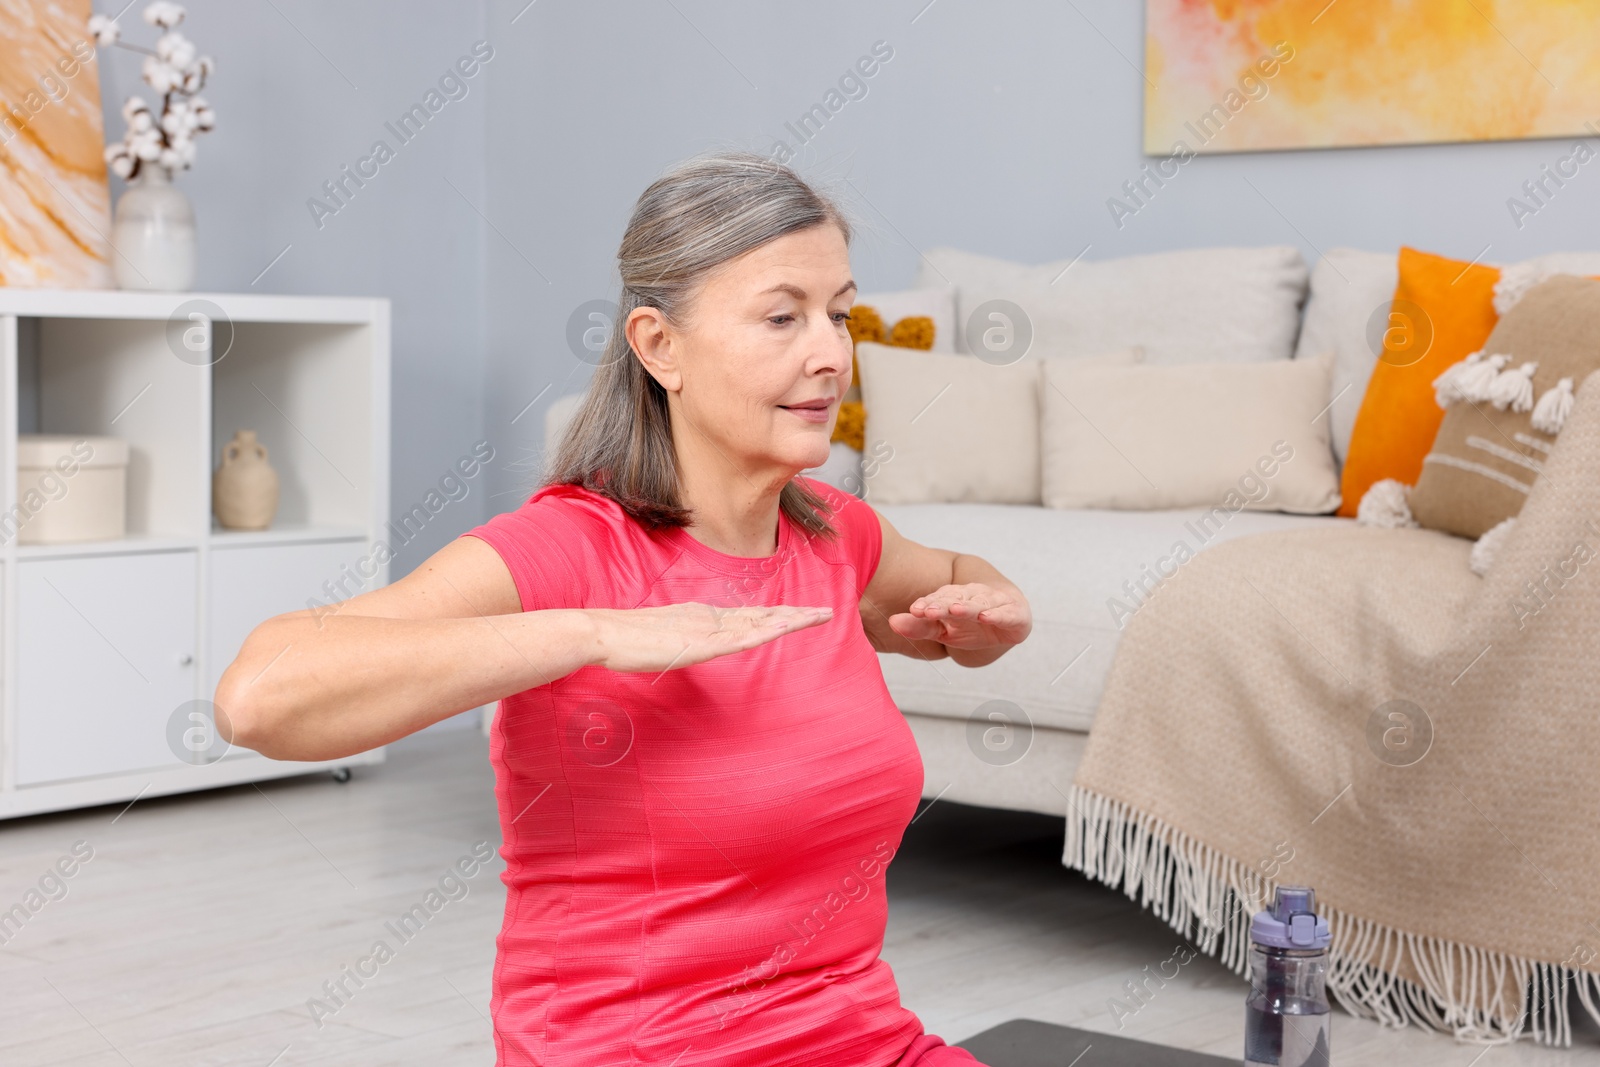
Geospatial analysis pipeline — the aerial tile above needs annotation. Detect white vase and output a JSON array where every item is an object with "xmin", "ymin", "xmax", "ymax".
[{"xmin": 111, "ymin": 166, "xmax": 197, "ymax": 291}]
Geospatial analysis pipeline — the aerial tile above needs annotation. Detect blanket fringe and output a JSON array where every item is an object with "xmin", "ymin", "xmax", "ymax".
[{"xmin": 1062, "ymin": 784, "xmax": 1600, "ymax": 1047}]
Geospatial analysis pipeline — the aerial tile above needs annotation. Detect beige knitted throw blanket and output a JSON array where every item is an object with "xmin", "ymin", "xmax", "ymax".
[{"xmin": 1065, "ymin": 369, "xmax": 1600, "ymax": 1048}]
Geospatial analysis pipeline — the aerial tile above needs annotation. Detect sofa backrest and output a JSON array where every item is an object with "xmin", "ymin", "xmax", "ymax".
[
  {"xmin": 1291, "ymin": 248, "xmax": 1397, "ymax": 466},
  {"xmin": 1291, "ymin": 247, "xmax": 1600, "ymax": 467},
  {"xmin": 542, "ymin": 247, "xmax": 1600, "ymax": 474},
  {"xmin": 912, "ymin": 244, "xmax": 1310, "ymax": 366}
]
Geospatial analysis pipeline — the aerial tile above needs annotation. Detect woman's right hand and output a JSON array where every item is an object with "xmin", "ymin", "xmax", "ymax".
[{"xmin": 587, "ymin": 602, "xmax": 834, "ymax": 673}]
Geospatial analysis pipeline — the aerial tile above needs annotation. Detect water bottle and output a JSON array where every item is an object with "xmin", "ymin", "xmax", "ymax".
[{"xmin": 1244, "ymin": 885, "xmax": 1331, "ymax": 1066}]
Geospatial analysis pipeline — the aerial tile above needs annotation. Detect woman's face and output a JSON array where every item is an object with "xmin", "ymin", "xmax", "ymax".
[{"xmin": 642, "ymin": 222, "xmax": 856, "ymax": 481}]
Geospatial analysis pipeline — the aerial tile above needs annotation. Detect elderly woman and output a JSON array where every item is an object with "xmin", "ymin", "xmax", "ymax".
[{"xmin": 218, "ymin": 152, "xmax": 1032, "ymax": 1067}]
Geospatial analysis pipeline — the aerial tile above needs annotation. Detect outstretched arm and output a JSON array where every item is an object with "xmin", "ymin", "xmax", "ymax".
[
  {"xmin": 858, "ymin": 506, "xmax": 1032, "ymax": 667},
  {"xmin": 216, "ymin": 535, "xmax": 835, "ymax": 762}
]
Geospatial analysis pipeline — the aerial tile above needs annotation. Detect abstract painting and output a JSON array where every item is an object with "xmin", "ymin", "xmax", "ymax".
[
  {"xmin": 1145, "ymin": 0, "xmax": 1600, "ymax": 154},
  {"xmin": 0, "ymin": 0, "xmax": 112, "ymax": 287}
]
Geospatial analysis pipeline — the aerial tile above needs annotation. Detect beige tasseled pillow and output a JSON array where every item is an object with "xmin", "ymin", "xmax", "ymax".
[{"xmin": 1409, "ymin": 275, "xmax": 1600, "ymax": 539}]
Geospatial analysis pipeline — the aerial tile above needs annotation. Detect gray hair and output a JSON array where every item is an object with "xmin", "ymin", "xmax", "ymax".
[{"xmin": 543, "ymin": 151, "xmax": 854, "ymax": 538}]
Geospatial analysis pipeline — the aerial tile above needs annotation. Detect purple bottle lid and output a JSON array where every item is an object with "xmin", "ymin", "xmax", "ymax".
[{"xmin": 1250, "ymin": 884, "xmax": 1331, "ymax": 950}]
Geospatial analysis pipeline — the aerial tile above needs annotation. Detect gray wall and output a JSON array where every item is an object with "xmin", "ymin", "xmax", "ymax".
[
  {"xmin": 482, "ymin": 0, "xmax": 1600, "ymax": 510},
  {"xmin": 93, "ymin": 0, "xmax": 491, "ymax": 577}
]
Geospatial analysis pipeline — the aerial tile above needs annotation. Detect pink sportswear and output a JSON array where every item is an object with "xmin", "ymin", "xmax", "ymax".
[{"xmin": 461, "ymin": 476, "xmax": 984, "ymax": 1066}]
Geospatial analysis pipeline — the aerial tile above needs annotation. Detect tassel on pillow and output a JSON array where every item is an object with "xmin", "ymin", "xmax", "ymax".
[
  {"xmin": 1487, "ymin": 360, "xmax": 1538, "ymax": 412},
  {"xmin": 1356, "ymin": 479, "xmax": 1419, "ymax": 528},
  {"xmin": 1530, "ymin": 377, "xmax": 1575, "ymax": 434},
  {"xmin": 1433, "ymin": 350, "xmax": 1482, "ymax": 409},
  {"xmin": 1470, "ymin": 516, "xmax": 1517, "ymax": 576},
  {"xmin": 1456, "ymin": 353, "xmax": 1510, "ymax": 404}
]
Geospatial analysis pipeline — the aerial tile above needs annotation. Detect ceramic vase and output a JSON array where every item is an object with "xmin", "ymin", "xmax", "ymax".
[
  {"xmin": 111, "ymin": 166, "xmax": 197, "ymax": 291},
  {"xmin": 213, "ymin": 430, "xmax": 279, "ymax": 530}
]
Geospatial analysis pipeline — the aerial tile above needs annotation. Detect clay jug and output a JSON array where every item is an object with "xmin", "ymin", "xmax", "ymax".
[{"xmin": 213, "ymin": 430, "xmax": 279, "ymax": 530}]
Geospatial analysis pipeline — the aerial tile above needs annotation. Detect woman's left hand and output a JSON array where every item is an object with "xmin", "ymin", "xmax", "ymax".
[{"xmin": 887, "ymin": 582, "xmax": 1032, "ymax": 651}]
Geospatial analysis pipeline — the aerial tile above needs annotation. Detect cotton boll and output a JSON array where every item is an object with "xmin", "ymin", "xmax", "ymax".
[
  {"xmin": 142, "ymin": 56, "xmax": 182, "ymax": 93},
  {"xmin": 157, "ymin": 31, "xmax": 196, "ymax": 68},
  {"xmin": 88, "ymin": 14, "xmax": 121, "ymax": 46},
  {"xmin": 161, "ymin": 101, "xmax": 195, "ymax": 135},
  {"xmin": 143, "ymin": 2, "xmax": 187, "ymax": 29},
  {"xmin": 122, "ymin": 96, "xmax": 150, "ymax": 123},
  {"xmin": 104, "ymin": 144, "xmax": 134, "ymax": 176}
]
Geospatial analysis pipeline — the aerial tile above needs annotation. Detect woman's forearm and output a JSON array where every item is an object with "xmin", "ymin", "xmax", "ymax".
[
  {"xmin": 215, "ymin": 608, "xmax": 598, "ymax": 762},
  {"xmin": 947, "ymin": 553, "xmax": 1023, "ymax": 668}
]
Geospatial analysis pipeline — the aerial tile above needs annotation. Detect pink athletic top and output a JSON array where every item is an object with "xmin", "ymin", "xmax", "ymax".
[{"xmin": 460, "ymin": 476, "xmax": 980, "ymax": 1067}]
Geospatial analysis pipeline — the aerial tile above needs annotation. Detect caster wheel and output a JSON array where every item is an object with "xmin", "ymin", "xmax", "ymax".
[{"xmin": 331, "ymin": 767, "xmax": 352, "ymax": 783}]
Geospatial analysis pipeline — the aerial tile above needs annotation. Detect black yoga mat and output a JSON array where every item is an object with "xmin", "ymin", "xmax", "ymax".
[{"xmin": 956, "ymin": 1018, "xmax": 1239, "ymax": 1067}]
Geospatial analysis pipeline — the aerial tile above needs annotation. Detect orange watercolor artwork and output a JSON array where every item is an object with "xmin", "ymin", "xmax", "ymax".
[
  {"xmin": 1144, "ymin": 0, "xmax": 1600, "ymax": 154},
  {"xmin": 1, "ymin": 0, "xmax": 112, "ymax": 288}
]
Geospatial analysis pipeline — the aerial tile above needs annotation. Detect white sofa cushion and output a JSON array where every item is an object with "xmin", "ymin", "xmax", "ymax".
[
  {"xmin": 856, "ymin": 341, "xmax": 1141, "ymax": 506},
  {"xmin": 1291, "ymin": 248, "xmax": 1397, "ymax": 469},
  {"xmin": 1039, "ymin": 352, "xmax": 1342, "ymax": 513},
  {"xmin": 913, "ymin": 245, "xmax": 1309, "ymax": 365},
  {"xmin": 872, "ymin": 501, "xmax": 1346, "ymax": 733}
]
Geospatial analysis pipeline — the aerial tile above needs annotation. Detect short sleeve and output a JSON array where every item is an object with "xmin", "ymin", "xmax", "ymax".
[
  {"xmin": 801, "ymin": 476, "xmax": 883, "ymax": 600},
  {"xmin": 459, "ymin": 492, "xmax": 591, "ymax": 613}
]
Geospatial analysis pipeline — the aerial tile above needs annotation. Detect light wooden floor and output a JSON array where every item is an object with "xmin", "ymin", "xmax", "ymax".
[{"xmin": 2, "ymin": 730, "xmax": 1595, "ymax": 1066}]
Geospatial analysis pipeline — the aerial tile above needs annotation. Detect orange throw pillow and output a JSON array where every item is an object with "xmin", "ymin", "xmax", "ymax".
[{"xmin": 1337, "ymin": 246, "xmax": 1501, "ymax": 517}]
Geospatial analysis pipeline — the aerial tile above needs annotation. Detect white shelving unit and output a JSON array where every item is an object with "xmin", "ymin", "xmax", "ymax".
[{"xmin": 0, "ymin": 288, "xmax": 390, "ymax": 819}]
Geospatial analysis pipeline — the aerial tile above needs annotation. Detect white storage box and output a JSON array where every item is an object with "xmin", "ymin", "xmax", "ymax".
[{"xmin": 16, "ymin": 435, "xmax": 130, "ymax": 545}]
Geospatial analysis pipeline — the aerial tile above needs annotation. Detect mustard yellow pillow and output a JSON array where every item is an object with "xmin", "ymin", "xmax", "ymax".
[{"xmin": 834, "ymin": 305, "xmax": 935, "ymax": 451}]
